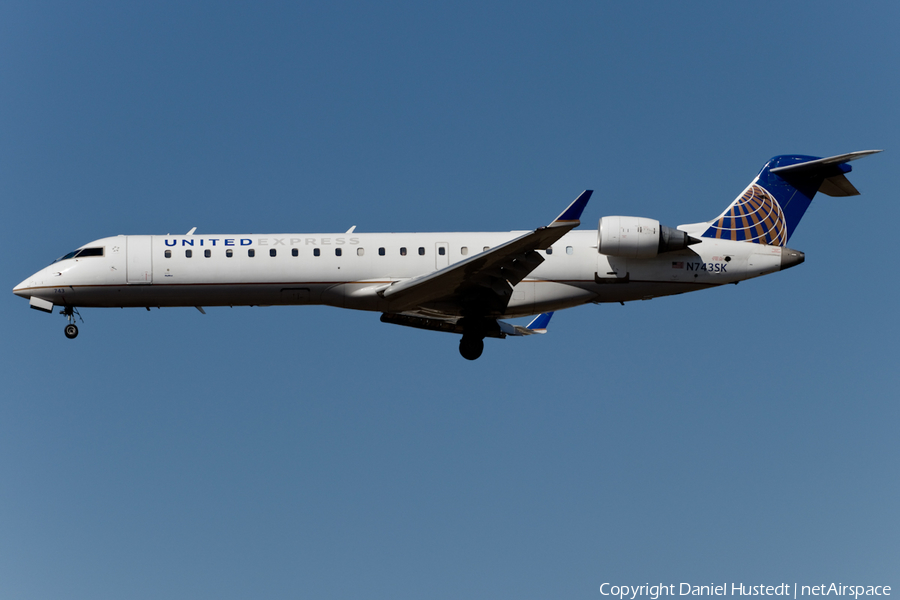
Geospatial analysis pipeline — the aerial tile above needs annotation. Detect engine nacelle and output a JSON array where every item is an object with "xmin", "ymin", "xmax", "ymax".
[{"xmin": 598, "ymin": 216, "xmax": 697, "ymax": 259}]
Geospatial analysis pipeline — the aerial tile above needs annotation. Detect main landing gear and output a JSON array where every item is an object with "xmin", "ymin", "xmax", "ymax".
[
  {"xmin": 61, "ymin": 306, "xmax": 82, "ymax": 339},
  {"xmin": 457, "ymin": 316, "xmax": 494, "ymax": 360},
  {"xmin": 459, "ymin": 335, "xmax": 484, "ymax": 361}
]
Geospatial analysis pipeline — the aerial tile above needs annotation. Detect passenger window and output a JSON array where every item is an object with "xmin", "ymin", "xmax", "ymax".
[
  {"xmin": 461, "ymin": 246, "xmax": 468, "ymax": 256},
  {"xmin": 292, "ymin": 248, "xmax": 298, "ymax": 257},
  {"xmin": 248, "ymin": 249, "xmax": 255, "ymax": 257},
  {"xmin": 335, "ymin": 248, "xmax": 342, "ymax": 256},
  {"xmin": 438, "ymin": 247, "xmax": 446, "ymax": 256},
  {"xmin": 378, "ymin": 247, "xmax": 385, "ymax": 256},
  {"xmin": 400, "ymin": 247, "xmax": 407, "ymax": 256},
  {"xmin": 546, "ymin": 248, "xmax": 553, "ymax": 255},
  {"xmin": 418, "ymin": 247, "xmax": 425, "ymax": 256},
  {"xmin": 205, "ymin": 249, "xmax": 211, "ymax": 258},
  {"xmin": 357, "ymin": 248, "xmax": 364, "ymax": 256},
  {"xmin": 226, "ymin": 249, "xmax": 233, "ymax": 258},
  {"xmin": 566, "ymin": 246, "xmax": 574, "ymax": 255},
  {"xmin": 270, "ymin": 249, "xmax": 276, "ymax": 257},
  {"xmin": 314, "ymin": 248, "xmax": 320, "ymax": 257},
  {"xmin": 165, "ymin": 250, "xmax": 171, "ymax": 258},
  {"xmin": 185, "ymin": 249, "xmax": 193, "ymax": 258}
]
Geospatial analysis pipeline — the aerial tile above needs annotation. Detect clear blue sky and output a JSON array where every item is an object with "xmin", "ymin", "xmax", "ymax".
[{"xmin": 2, "ymin": 2, "xmax": 898, "ymax": 598}]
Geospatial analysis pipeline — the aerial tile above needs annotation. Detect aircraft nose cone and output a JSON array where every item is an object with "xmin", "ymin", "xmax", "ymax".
[
  {"xmin": 13, "ymin": 276, "xmax": 34, "ymax": 297},
  {"xmin": 780, "ymin": 247, "xmax": 805, "ymax": 271}
]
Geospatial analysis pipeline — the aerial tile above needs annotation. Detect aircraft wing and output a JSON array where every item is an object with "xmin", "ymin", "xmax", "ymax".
[
  {"xmin": 380, "ymin": 191, "xmax": 592, "ymax": 314},
  {"xmin": 381, "ymin": 311, "xmax": 554, "ymax": 338}
]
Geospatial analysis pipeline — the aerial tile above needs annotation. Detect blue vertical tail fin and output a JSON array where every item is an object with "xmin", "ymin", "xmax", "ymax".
[{"xmin": 702, "ymin": 150, "xmax": 881, "ymax": 245}]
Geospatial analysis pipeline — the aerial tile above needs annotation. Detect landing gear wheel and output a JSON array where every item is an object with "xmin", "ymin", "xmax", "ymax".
[
  {"xmin": 64, "ymin": 324, "xmax": 79, "ymax": 339},
  {"xmin": 459, "ymin": 336, "xmax": 484, "ymax": 361}
]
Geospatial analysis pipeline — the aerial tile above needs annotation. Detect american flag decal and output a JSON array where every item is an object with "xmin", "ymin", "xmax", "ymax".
[{"xmin": 672, "ymin": 261, "xmax": 684, "ymax": 269}]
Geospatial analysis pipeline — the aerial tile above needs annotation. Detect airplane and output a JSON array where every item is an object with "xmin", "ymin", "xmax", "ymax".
[{"xmin": 13, "ymin": 150, "xmax": 880, "ymax": 360}]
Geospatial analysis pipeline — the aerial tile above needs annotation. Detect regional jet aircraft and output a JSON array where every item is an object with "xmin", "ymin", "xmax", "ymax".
[{"xmin": 13, "ymin": 151, "xmax": 880, "ymax": 359}]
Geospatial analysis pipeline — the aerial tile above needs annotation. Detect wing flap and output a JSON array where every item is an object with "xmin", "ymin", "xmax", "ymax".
[{"xmin": 381, "ymin": 311, "xmax": 555, "ymax": 339}]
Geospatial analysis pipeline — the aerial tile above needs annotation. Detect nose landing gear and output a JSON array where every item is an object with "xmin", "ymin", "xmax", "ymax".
[{"xmin": 60, "ymin": 306, "xmax": 82, "ymax": 339}]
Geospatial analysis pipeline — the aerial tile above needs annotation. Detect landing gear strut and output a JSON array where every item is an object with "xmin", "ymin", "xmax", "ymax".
[
  {"xmin": 61, "ymin": 306, "xmax": 82, "ymax": 339},
  {"xmin": 459, "ymin": 335, "xmax": 484, "ymax": 361}
]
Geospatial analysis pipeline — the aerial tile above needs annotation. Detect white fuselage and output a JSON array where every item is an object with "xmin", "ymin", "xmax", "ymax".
[{"xmin": 14, "ymin": 228, "xmax": 787, "ymax": 319}]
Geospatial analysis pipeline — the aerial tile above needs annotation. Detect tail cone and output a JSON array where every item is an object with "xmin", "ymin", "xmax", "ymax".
[{"xmin": 781, "ymin": 248, "xmax": 805, "ymax": 271}]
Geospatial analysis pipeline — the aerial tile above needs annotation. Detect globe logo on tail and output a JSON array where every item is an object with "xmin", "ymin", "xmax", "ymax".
[{"xmin": 703, "ymin": 184, "xmax": 787, "ymax": 246}]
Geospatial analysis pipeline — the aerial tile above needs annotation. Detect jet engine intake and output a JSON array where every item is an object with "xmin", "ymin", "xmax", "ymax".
[{"xmin": 598, "ymin": 216, "xmax": 699, "ymax": 259}]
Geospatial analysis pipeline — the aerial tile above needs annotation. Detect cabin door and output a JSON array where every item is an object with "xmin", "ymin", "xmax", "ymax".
[{"xmin": 126, "ymin": 236, "xmax": 153, "ymax": 284}]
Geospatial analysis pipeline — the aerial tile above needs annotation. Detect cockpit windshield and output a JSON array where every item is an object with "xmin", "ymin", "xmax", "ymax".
[{"xmin": 53, "ymin": 247, "xmax": 104, "ymax": 263}]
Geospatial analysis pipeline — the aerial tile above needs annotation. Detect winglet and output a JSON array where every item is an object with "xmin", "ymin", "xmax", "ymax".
[
  {"xmin": 500, "ymin": 312, "xmax": 555, "ymax": 336},
  {"xmin": 525, "ymin": 311, "xmax": 553, "ymax": 333},
  {"xmin": 550, "ymin": 190, "xmax": 592, "ymax": 228}
]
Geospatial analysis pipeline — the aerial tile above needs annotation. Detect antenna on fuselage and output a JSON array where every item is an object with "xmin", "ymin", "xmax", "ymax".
[
  {"xmin": 346, "ymin": 226, "xmax": 356, "ymax": 233},
  {"xmin": 186, "ymin": 227, "xmax": 197, "ymax": 235}
]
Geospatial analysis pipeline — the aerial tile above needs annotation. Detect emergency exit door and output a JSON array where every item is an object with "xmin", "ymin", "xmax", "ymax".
[{"xmin": 435, "ymin": 242, "xmax": 449, "ymax": 269}]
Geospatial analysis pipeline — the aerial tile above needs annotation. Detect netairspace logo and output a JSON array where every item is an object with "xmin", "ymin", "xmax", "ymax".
[{"xmin": 599, "ymin": 584, "xmax": 892, "ymax": 600}]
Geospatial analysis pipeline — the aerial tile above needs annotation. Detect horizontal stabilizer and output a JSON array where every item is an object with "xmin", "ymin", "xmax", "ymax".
[
  {"xmin": 818, "ymin": 174, "xmax": 859, "ymax": 197},
  {"xmin": 770, "ymin": 150, "xmax": 882, "ymax": 197},
  {"xmin": 769, "ymin": 150, "xmax": 882, "ymax": 174}
]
